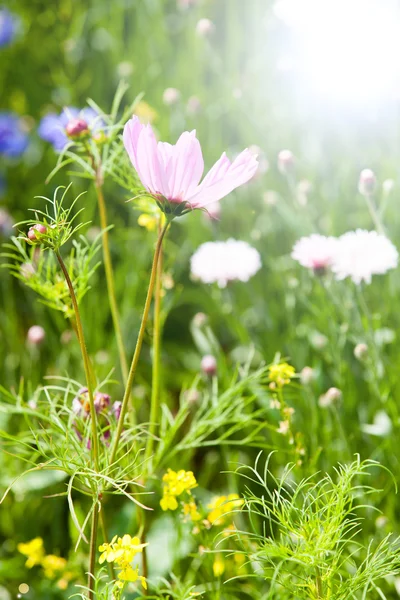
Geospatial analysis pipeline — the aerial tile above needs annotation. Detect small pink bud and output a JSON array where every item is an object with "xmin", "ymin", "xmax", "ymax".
[
  {"xmin": 300, "ymin": 366, "xmax": 315, "ymax": 385},
  {"xmin": 187, "ymin": 96, "xmax": 202, "ymax": 115},
  {"xmin": 278, "ymin": 149, "xmax": 295, "ymax": 174},
  {"xmin": 65, "ymin": 118, "xmax": 89, "ymax": 138},
  {"xmin": 358, "ymin": 169, "xmax": 376, "ymax": 195},
  {"xmin": 354, "ymin": 343, "xmax": 368, "ymax": 361},
  {"xmin": 193, "ymin": 312, "xmax": 208, "ymax": 327},
  {"xmin": 20, "ymin": 262, "xmax": 35, "ymax": 279},
  {"xmin": 319, "ymin": 387, "xmax": 342, "ymax": 408},
  {"xmin": 163, "ymin": 87, "xmax": 181, "ymax": 106},
  {"xmin": 27, "ymin": 325, "xmax": 45, "ymax": 345},
  {"xmin": 27, "ymin": 223, "xmax": 47, "ymax": 242},
  {"xmin": 201, "ymin": 354, "xmax": 217, "ymax": 376},
  {"xmin": 196, "ymin": 18, "xmax": 215, "ymax": 37},
  {"xmin": 112, "ymin": 401, "xmax": 122, "ymax": 420}
]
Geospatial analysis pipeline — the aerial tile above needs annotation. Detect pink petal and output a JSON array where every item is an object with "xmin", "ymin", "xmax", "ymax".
[
  {"xmin": 188, "ymin": 149, "xmax": 258, "ymax": 207},
  {"xmin": 123, "ymin": 116, "xmax": 144, "ymax": 172},
  {"xmin": 167, "ymin": 131, "xmax": 204, "ymax": 202},
  {"xmin": 136, "ymin": 125, "xmax": 169, "ymax": 196}
]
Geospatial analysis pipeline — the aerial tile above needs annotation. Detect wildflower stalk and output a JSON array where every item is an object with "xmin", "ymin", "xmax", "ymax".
[
  {"xmin": 88, "ymin": 506, "xmax": 99, "ymax": 600},
  {"xmin": 55, "ymin": 250, "xmax": 99, "ymax": 470},
  {"xmin": 109, "ymin": 221, "xmax": 169, "ymax": 466},
  {"xmin": 144, "ymin": 218, "xmax": 164, "ymax": 467},
  {"xmin": 364, "ymin": 191, "xmax": 384, "ymax": 234},
  {"xmin": 94, "ymin": 177, "xmax": 130, "ymax": 389}
]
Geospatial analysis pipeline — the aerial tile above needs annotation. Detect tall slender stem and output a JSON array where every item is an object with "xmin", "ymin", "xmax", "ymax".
[
  {"xmin": 364, "ymin": 192, "xmax": 385, "ymax": 234},
  {"xmin": 144, "ymin": 221, "xmax": 164, "ymax": 467},
  {"xmin": 55, "ymin": 251, "xmax": 99, "ymax": 470},
  {"xmin": 95, "ymin": 181, "xmax": 129, "ymax": 386},
  {"xmin": 56, "ymin": 250, "xmax": 100, "ymax": 600},
  {"xmin": 109, "ymin": 223, "xmax": 169, "ymax": 467},
  {"xmin": 88, "ymin": 505, "xmax": 100, "ymax": 600}
]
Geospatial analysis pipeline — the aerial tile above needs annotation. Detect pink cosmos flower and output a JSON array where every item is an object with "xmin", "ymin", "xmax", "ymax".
[
  {"xmin": 291, "ymin": 234, "xmax": 339, "ymax": 273},
  {"xmin": 123, "ymin": 116, "xmax": 258, "ymax": 215}
]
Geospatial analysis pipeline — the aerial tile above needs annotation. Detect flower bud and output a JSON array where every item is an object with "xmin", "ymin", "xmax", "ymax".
[
  {"xmin": 193, "ymin": 312, "xmax": 208, "ymax": 327},
  {"xmin": 112, "ymin": 401, "xmax": 122, "ymax": 420},
  {"xmin": 318, "ymin": 387, "xmax": 342, "ymax": 408},
  {"xmin": 20, "ymin": 262, "xmax": 35, "ymax": 279},
  {"xmin": 354, "ymin": 342, "xmax": 368, "ymax": 361},
  {"xmin": 163, "ymin": 87, "xmax": 181, "ymax": 106},
  {"xmin": 358, "ymin": 168, "xmax": 376, "ymax": 195},
  {"xmin": 65, "ymin": 118, "xmax": 89, "ymax": 138},
  {"xmin": 187, "ymin": 96, "xmax": 202, "ymax": 115},
  {"xmin": 94, "ymin": 392, "xmax": 111, "ymax": 413},
  {"xmin": 278, "ymin": 149, "xmax": 295, "ymax": 174},
  {"xmin": 201, "ymin": 354, "xmax": 217, "ymax": 376},
  {"xmin": 196, "ymin": 18, "xmax": 214, "ymax": 37},
  {"xmin": 300, "ymin": 366, "xmax": 315, "ymax": 385},
  {"xmin": 27, "ymin": 325, "xmax": 45, "ymax": 345},
  {"xmin": 27, "ymin": 223, "xmax": 47, "ymax": 242}
]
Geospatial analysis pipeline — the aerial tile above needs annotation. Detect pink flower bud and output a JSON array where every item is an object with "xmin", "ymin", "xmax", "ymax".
[
  {"xmin": 112, "ymin": 401, "xmax": 122, "ymax": 420},
  {"xmin": 65, "ymin": 118, "xmax": 89, "ymax": 138},
  {"xmin": 354, "ymin": 343, "xmax": 368, "ymax": 361},
  {"xmin": 187, "ymin": 96, "xmax": 202, "ymax": 115},
  {"xmin": 27, "ymin": 223, "xmax": 47, "ymax": 242},
  {"xmin": 196, "ymin": 18, "xmax": 215, "ymax": 37},
  {"xmin": 27, "ymin": 325, "xmax": 45, "ymax": 345},
  {"xmin": 358, "ymin": 169, "xmax": 376, "ymax": 195},
  {"xmin": 278, "ymin": 149, "xmax": 295, "ymax": 174},
  {"xmin": 193, "ymin": 312, "xmax": 208, "ymax": 327},
  {"xmin": 163, "ymin": 88, "xmax": 181, "ymax": 106},
  {"xmin": 201, "ymin": 354, "xmax": 217, "ymax": 376},
  {"xmin": 319, "ymin": 387, "xmax": 342, "ymax": 407},
  {"xmin": 94, "ymin": 392, "xmax": 111, "ymax": 413},
  {"xmin": 300, "ymin": 366, "xmax": 315, "ymax": 385}
]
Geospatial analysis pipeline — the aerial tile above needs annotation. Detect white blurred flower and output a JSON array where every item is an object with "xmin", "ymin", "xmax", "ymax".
[
  {"xmin": 332, "ymin": 229, "xmax": 398, "ymax": 284},
  {"xmin": 196, "ymin": 18, "xmax": 214, "ymax": 36},
  {"xmin": 291, "ymin": 234, "xmax": 338, "ymax": 272},
  {"xmin": 162, "ymin": 87, "xmax": 181, "ymax": 105},
  {"xmin": 191, "ymin": 239, "xmax": 261, "ymax": 288},
  {"xmin": 361, "ymin": 411, "xmax": 392, "ymax": 437},
  {"xmin": 278, "ymin": 149, "xmax": 295, "ymax": 174},
  {"xmin": 358, "ymin": 168, "xmax": 376, "ymax": 195},
  {"xmin": 27, "ymin": 325, "xmax": 45, "ymax": 345}
]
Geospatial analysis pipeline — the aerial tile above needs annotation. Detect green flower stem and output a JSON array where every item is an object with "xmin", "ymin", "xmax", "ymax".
[
  {"xmin": 144, "ymin": 221, "xmax": 164, "ymax": 468},
  {"xmin": 56, "ymin": 250, "xmax": 100, "ymax": 600},
  {"xmin": 364, "ymin": 192, "xmax": 385, "ymax": 234},
  {"xmin": 95, "ymin": 182, "xmax": 130, "ymax": 389},
  {"xmin": 55, "ymin": 251, "xmax": 99, "ymax": 470},
  {"xmin": 88, "ymin": 505, "xmax": 99, "ymax": 600},
  {"xmin": 109, "ymin": 222, "xmax": 169, "ymax": 467}
]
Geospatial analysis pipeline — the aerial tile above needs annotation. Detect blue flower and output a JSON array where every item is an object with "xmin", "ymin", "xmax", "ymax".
[
  {"xmin": 0, "ymin": 112, "xmax": 29, "ymax": 158},
  {"xmin": 38, "ymin": 107, "xmax": 104, "ymax": 151},
  {"xmin": 0, "ymin": 8, "xmax": 18, "ymax": 48}
]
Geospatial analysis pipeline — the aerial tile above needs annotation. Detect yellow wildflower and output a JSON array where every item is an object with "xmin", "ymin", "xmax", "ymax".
[
  {"xmin": 118, "ymin": 563, "xmax": 147, "ymax": 589},
  {"xmin": 207, "ymin": 494, "xmax": 243, "ymax": 526},
  {"xmin": 138, "ymin": 213, "xmax": 158, "ymax": 231},
  {"xmin": 160, "ymin": 469, "xmax": 198, "ymax": 511},
  {"xmin": 99, "ymin": 534, "xmax": 147, "ymax": 565},
  {"xmin": 160, "ymin": 495, "xmax": 179, "ymax": 511},
  {"xmin": 183, "ymin": 501, "xmax": 201, "ymax": 522},
  {"xmin": 134, "ymin": 100, "xmax": 158, "ymax": 124},
  {"xmin": 213, "ymin": 554, "xmax": 225, "ymax": 577},
  {"xmin": 17, "ymin": 537, "xmax": 45, "ymax": 568},
  {"xmin": 42, "ymin": 554, "xmax": 67, "ymax": 579},
  {"xmin": 268, "ymin": 362, "xmax": 296, "ymax": 388}
]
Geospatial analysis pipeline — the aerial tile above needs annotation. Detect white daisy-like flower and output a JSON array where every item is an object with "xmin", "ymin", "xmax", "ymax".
[
  {"xmin": 190, "ymin": 239, "xmax": 261, "ymax": 288},
  {"xmin": 331, "ymin": 229, "xmax": 398, "ymax": 284},
  {"xmin": 291, "ymin": 234, "xmax": 339, "ymax": 272}
]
